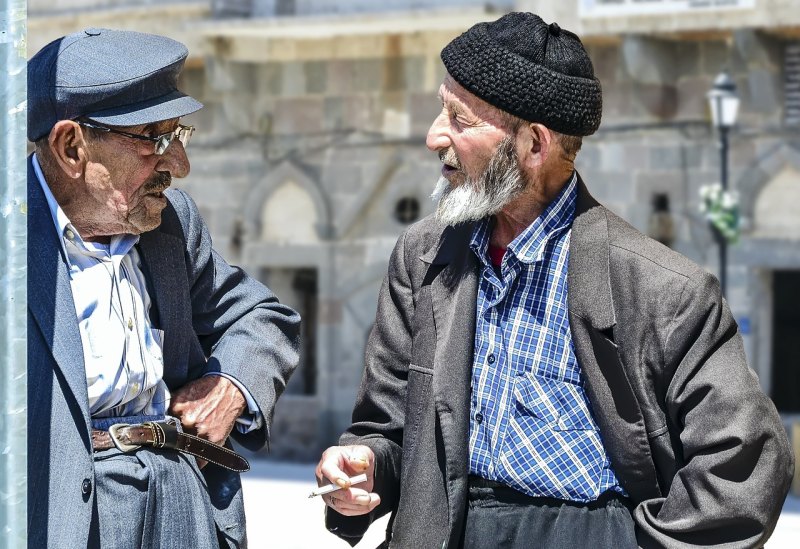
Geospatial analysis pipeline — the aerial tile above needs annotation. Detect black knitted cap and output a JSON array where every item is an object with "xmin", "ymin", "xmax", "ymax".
[{"xmin": 441, "ymin": 12, "xmax": 602, "ymax": 136}]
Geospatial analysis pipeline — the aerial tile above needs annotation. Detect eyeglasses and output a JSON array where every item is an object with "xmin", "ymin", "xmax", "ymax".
[{"xmin": 78, "ymin": 120, "xmax": 195, "ymax": 156}]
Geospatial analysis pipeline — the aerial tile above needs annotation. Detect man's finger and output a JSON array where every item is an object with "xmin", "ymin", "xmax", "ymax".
[
  {"xmin": 319, "ymin": 457, "xmax": 351, "ymax": 487},
  {"xmin": 326, "ymin": 493, "xmax": 380, "ymax": 515},
  {"xmin": 346, "ymin": 450, "xmax": 370, "ymax": 472}
]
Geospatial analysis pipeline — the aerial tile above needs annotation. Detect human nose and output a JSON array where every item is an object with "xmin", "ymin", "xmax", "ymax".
[
  {"xmin": 426, "ymin": 112, "xmax": 451, "ymax": 152},
  {"xmin": 157, "ymin": 139, "xmax": 190, "ymax": 178}
]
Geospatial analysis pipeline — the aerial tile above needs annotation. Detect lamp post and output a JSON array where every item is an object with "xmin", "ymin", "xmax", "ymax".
[{"xmin": 706, "ymin": 72, "xmax": 740, "ymax": 297}]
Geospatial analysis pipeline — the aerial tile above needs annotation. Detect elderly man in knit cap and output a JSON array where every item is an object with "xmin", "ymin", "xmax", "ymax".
[
  {"xmin": 27, "ymin": 29, "xmax": 300, "ymax": 548},
  {"xmin": 316, "ymin": 12, "xmax": 792, "ymax": 549}
]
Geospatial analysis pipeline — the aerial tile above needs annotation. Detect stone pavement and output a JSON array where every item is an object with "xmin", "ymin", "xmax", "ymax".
[{"xmin": 241, "ymin": 460, "xmax": 800, "ymax": 549}]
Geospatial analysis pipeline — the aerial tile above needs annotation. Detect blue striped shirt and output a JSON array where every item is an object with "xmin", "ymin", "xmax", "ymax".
[{"xmin": 467, "ymin": 173, "xmax": 624, "ymax": 502}]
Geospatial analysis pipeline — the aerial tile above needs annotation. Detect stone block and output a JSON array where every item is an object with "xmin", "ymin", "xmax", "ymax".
[
  {"xmin": 182, "ymin": 102, "xmax": 216, "ymax": 139},
  {"xmin": 584, "ymin": 170, "xmax": 633, "ymax": 204},
  {"xmin": 208, "ymin": 60, "xmax": 257, "ymax": 95},
  {"xmin": 403, "ymin": 57, "xmax": 426, "ymax": 93},
  {"xmin": 575, "ymin": 144, "xmax": 600, "ymax": 171},
  {"xmin": 674, "ymin": 42, "xmax": 701, "ymax": 78},
  {"xmin": 634, "ymin": 172, "xmax": 686, "ymax": 212},
  {"xmin": 179, "ymin": 66, "xmax": 207, "ymax": 102},
  {"xmin": 734, "ymin": 30, "xmax": 781, "ymax": 71},
  {"xmin": 255, "ymin": 62, "xmax": 283, "ymax": 97},
  {"xmin": 304, "ymin": 60, "xmax": 328, "ymax": 94},
  {"xmin": 747, "ymin": 68, "xmax": 781, "ymax": 114},
  {"xmin": 271, "ymin": 97, "xmax": 325, "ymax": 135},
  {"xmin": 410, "ymin": 91, "xmax": 441, "ymax": 134},
  {"xmin": 622, "ymin": 35, "xmax": 677, "ymax": 86},
  {"xmin": 702, "ymin": 40, "xmax": 731, "ymax": 75},
  {"xmin": 577, "ymin": 169, "xmax": 609, "ymax": 199},
  {"xmin": 383, "ymin": 57, "xmax": 406, "ymax": 92},
  {"xmin": 676, "ymin": 75, "xmax": 714, "ymax": 121},
  {"xmin": 633, "ymin": 82, "xmax": 678, "ymax": 120},
  {"xmin": 601, "ymin": 142, "xmax": 649, "ymax": 172},
  {"xmin": 588, "ymin": 44, "xmax": 621, "ymax": 84},
  {"xmin": 322, "ymin": 96, "xmax": 345, "ymax": 131},
  {"xmin": 649, "ymin": 146, "xmax": 683, "ymax": 171},
  {"xmin": 729, "ymin": 139, "xmax": 756, "ymax": 170},
  {"xmin": 601, "ymin": 79, "xmax": 638, "ymax": 121},
  {"xmin": 281, "ymin": 61, "xmax": 307, "ymax": 97},
  {"xmin": 324, "ymin": 162, "xmax": 363, "ymax": 195},
  {"xmin": 341, "ymin": 94, "xmax": 383, "ymax": 133},
  {"xmin": 327, "ymin": 60, "xmax": 354, "ymax": 95}
]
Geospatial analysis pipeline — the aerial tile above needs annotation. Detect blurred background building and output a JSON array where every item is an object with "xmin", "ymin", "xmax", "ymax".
[{"xmin": 29, "ymin": 0, "xmax": 800, "ymax": 478}]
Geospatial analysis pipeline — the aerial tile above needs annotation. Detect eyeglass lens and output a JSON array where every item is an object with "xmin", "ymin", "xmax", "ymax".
[{"xmin": 154, "ymin": 126, "xmax": 194, "ymax": 155}]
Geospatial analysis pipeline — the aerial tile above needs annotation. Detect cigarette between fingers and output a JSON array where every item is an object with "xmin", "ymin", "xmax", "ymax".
[{"xmin": 308, "ymin": 473, "xmax": 368, "ymax": 498}]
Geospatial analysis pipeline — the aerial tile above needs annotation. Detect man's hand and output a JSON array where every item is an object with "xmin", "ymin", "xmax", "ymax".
[
  {"xmin": 316, "ymin": 445, "xmax": 381, "ymax": 516},
  {"xmin": 168, "ymin": 375, "xmax": 246, "ymax": 468}
]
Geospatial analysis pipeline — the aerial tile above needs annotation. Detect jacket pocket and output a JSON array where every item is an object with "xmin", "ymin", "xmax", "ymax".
[{"xmin": 402, "ymin": 364, "xmax": 434, "ymax": 456}]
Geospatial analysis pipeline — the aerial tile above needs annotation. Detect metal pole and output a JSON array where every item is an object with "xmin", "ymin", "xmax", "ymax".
[
  {"xmin": 0, "ymin": 0, "xmax": 27, "ymax": 547},
  {"xmin": 719, "ymin": 125, "xmax": 729, "ymax": 297}
]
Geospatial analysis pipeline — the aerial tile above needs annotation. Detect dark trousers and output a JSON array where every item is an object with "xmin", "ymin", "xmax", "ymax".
[{"xmin": 460, "ymin": 478, "xmax": 638, "ymax": 549}]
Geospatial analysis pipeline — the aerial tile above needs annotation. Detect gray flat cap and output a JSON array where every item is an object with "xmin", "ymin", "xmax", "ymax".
[{"xmin": 28, "ymin": 28, "xmax": 203, "ymax": 142}]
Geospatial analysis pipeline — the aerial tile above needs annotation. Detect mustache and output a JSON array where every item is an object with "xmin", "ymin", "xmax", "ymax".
[
  {"xmin": 438, "ymin": 148, "xmax": 460, "ymax": 169},
  {"xmin": 143, "ymin": 172, "xmax": 172, "ymax": 193}
]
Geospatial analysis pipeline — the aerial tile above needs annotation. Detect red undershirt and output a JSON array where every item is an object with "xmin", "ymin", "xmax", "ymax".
[{"xmin": 488, "ymin": 244, "xmax": 506, "ymax": 268}]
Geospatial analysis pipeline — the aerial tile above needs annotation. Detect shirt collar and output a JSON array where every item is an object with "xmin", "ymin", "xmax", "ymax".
[
  {"xmin": 470, "ymin": 171, "xmax": 577, "ymax": 267},
  {"xmin": 32, "ymin": 153, "xmax": 140, "ymax": 264}
]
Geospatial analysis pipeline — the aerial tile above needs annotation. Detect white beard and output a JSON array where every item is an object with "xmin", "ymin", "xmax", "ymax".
[{"xmin": 431, "ymin": 136, "xmax": 526, "ymax": 226}]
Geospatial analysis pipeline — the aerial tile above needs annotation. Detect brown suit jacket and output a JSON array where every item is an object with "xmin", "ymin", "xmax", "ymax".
[{"xmin": 327, "ymin": 176, "xmax": 793, "ymax": 548}]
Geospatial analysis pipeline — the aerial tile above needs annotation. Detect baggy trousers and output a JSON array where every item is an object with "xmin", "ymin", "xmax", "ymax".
[{"xmin": 460, "ymin": 480, "xmax": 637, "ymax": 549}]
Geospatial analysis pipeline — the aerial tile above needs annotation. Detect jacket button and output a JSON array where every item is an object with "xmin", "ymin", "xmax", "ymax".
[{"xmin": 81, "ymin": 478, "xmax": 92, "ymax": 496}]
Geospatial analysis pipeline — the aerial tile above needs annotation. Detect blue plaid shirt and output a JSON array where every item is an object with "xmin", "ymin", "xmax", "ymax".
[{"xmin": 467, "ymin": 173, "xmax": 623, "ymax": 502}]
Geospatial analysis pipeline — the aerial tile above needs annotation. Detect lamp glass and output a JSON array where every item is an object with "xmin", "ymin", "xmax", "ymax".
[{"xmin": 707, "ymin": 73, "xmax": 740, "ymax": 129}]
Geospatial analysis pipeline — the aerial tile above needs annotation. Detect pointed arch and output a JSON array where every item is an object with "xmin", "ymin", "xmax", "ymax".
[
  {"xmin": 243, "ymin": 159, "xmax": 333, "ymax": 242},
  {"xmin": 737, "ymin": 142, "xmax": 800, "ymax": 225},
  {"xmin": 753, "ymin": 167, "xmax": 800, "ymax": 239}
]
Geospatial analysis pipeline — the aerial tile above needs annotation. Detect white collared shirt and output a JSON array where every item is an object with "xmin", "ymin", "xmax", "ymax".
[{"xmin": 33, "ymin": 154, "xmax": 261, "ymax": 431}]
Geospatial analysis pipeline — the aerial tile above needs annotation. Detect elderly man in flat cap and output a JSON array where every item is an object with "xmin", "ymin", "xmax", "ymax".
[
  {"xmin": 27, "ymin": 29, "xmax": 300, "ymax": 548},
  {"xmin": 316, "ymin": 12, "xmax": 793, "ymax": 549}
]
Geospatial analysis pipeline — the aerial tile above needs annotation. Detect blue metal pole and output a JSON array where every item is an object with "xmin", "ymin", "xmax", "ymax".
[{"xmin": 0, "ymin": 0, "xmax": 27, "ymax": 547}]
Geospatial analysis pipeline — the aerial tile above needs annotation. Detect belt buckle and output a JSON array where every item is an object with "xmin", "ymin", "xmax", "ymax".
[{"xmin": 108, "ymin": 423, "xmax": 142, "ymax": 452}]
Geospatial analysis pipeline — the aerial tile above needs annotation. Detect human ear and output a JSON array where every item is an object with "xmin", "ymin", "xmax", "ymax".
[
  {"xmin": 516, "ymin": 123, "xmax": 554, "ymax": 170},
  {"xmin": 47, "ymin": 121, "xmax": 88, "ymax": 179}
]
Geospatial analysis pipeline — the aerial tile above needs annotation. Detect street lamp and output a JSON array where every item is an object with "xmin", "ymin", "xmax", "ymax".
[{"xmin": 706, "ymin": 72, "xmax": 740, "ymax": 296}]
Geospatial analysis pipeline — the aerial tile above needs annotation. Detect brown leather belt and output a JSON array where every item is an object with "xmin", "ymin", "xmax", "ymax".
[{"xmin": 91, "ymin": 421, "xmax": 250, "ymax": 473}]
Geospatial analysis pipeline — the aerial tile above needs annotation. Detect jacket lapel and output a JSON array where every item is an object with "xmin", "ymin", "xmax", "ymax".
[
  {"xmin": 27, "ymin": 157, "xmax": 91, "ymax": 425},
  {"xmin": 137, "ymin": 229, "xmax": 187, "ymax": 388},
  {"xmin": 568, "ymin": 176, "xmax": 661, "ymax": 501},
  {"xmin": 421, "ymin": 222, "xmax": 478, "ymax": 546}
]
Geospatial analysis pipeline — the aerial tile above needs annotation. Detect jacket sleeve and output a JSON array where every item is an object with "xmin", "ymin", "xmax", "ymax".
[
  {"xmin": 634, "ymin": 271, "xmax": 794, "ymax": 548},
  {"xmin": 325, "ymin": 230, "xmax": 414, "ymax": 545},
  {"xmin": 173, "ymin": 189, "xmax": 301, "ymax": 451}
]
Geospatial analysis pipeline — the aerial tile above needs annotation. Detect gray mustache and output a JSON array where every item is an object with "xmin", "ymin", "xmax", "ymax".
[
  {"xmin": 144, "ymin": 172, "xmax": 171, "ymax": 193},
  {"xmin": 438, "ymin": 148, "xmax": 460, "ymax": 169}
]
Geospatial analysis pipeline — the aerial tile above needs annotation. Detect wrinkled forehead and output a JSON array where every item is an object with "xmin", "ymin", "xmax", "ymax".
[{"xmin": 438, "ymin": 74, "xmax": 513, "ymax": 127}]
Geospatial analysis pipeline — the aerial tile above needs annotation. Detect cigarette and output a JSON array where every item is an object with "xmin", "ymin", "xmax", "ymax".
[{"xmin": 308, "ymin": 473, "xmax": 368, "ymax": 498}]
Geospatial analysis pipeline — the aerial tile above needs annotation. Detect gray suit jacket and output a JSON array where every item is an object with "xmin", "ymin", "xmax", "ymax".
[
  {"xmin": 27, "ymin": 157, "xmax": 301, "ymax": 548},
  {"xmin": 327, "ymin": 176, "xmax": 793, "ymax": 548}
]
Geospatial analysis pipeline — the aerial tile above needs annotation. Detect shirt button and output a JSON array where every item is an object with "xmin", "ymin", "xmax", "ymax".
[
  {"xmin": 487, "ymin": 354, "xmax": 496, "ymax": 364},
  {"xmin": 65, "ymin": 229, "xmax": 75, "ymax": 240},
  {"xmin": 81, "ymin": 478, "xmax": 92, "ymax": 496},
  {"xmin": 475, "ymin": 412, "xmax": 484, "ymax": 424},
  {"xmin": 127, "ymin": 318, "xmax": 133, "ymax": 331}
]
